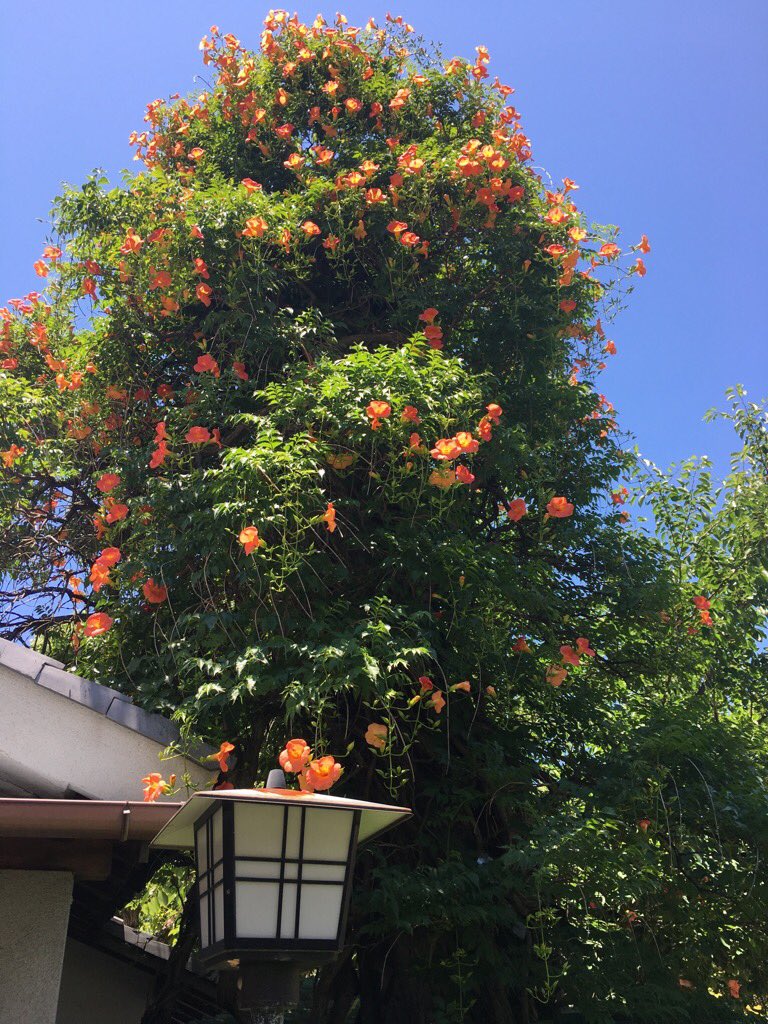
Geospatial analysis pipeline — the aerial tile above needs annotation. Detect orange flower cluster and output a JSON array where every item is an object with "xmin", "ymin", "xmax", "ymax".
[
  {"xmin": 364, "ymin": 722, "xmax": 387, "ymax": 750},
  {"xmin": 239, "ymin": 525, "xmax": 262, "ymax": 554},
  {"xmin": 84, "ymin": 611, "xmax": 114, "ymax": 637},
  {"xmin": 430, "ymin": 433, "xmax": 480, "ymax": 461},
  {"xmin": 547, "ymin": 637, "xmax": 596, "ymax": 687},
  {"xmin": 506, "ymin": 498, "xmax": 527, "ymax": 521},
  {"xmin": 421, "ymin": 307, "xmax": 444, "ymax": 348},
  {"xmin": 89, "ymin": 546, "xmax": 121, "ymax": 593},
  {"xmin": 278, "ymin": 738, "xmax": 343, "ymax": 793},
  {"xmin": 454, "ymin": 137, "xmax": 526, "ymax": 229},
  {"xmin": 422, "ymin": 403, "xmax": 502, "ymax": 489},
  {"xmin": 118, "ymin": 5, "xmax": 649, "ymax": 323},
  {"xmin": 194, "ymin": 352, "xmax": 220, "ymax": 377},
  {"xmin": 546, "ymin": 496, "xmax": 574, "ymax": 519},
  {"xmin": 142, "ymin": 578, "xmax": 168, "ymax": 604},
  {"xmin": 207, "ymin": 741, "xmax": 235, "ymax": 772},
  {"xmin": 693, "ymin": 595, "xmax": 713, "ymax": 628},
  {"xmin": 322, "ymin": 501, "xmax": 337, "ymax": 533},
  {"xmin": 366, "ymin": 399, "xmax": 391, "ymax": 430},
  {"xmin": 104, "ymin": 498, "xmax": 129, "ymax": 524},
  {"xmin": 1, "ymin": 443, "xmax": 25, "ymax": 468},
  {"xmin": 408, "ymin": 674, "xmax": 472, "ymax": 715},
  {"xmin": 141, "ymin": 772, "xmax": 176, "ymax": 802},
  {"xmin": 96, "ymin": 473, "xmax": 121, "ymax": 494},
  {"xmin": 149, "ymin": 421, "xmax": 170, "ymax": 468},
  {"xmin": 360, "ymin": 395, "xmax": 508, "ymax": 493}
]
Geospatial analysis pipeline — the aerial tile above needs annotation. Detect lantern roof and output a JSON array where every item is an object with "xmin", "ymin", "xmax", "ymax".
[{"xmin": 151, "ymin": 788, "xmax": 411, "ymax": 851}]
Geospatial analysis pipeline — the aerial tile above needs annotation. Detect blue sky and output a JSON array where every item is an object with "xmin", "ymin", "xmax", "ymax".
[{"xmin": 2, "ymin": 1, "xmax": 765, "ymax": 475}]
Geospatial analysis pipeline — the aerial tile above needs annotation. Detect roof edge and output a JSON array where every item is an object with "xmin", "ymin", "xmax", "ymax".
[{"xmin": 0, "ymin": 798, "xmax": 184, "ymax": 841}]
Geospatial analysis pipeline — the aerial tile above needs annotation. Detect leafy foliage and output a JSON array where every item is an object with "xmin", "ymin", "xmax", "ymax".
[
  {"xmin": 124, "ymin": 862, "xmax": 193, "ymax": 945},
  {"xmin": 1, "ymin": 11, "xmax": 766, "ymax": 1023}
]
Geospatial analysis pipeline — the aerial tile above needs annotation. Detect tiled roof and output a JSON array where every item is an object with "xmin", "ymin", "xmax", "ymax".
[{"xmin": 0, "ymin": 637, "xmax": 205, "ymax": 756}]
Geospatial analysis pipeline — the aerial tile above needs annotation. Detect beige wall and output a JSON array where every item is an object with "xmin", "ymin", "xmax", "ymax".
[
  {"xmin": 0, "ymin": 870, "xmax": 73, "ymax": 1024},
  {"xmin": 0, "ymin": 664, "xmax": 211, "ymax": 801},
  {"xmin": 56, "ymin": 937, "xmax": 153, "ymax": 1024}
]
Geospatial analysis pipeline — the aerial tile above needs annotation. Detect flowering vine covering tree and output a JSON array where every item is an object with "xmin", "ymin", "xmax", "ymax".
[{"xmin": 2, "ymin": 11, "xmax": 767, "ymax": 1023}]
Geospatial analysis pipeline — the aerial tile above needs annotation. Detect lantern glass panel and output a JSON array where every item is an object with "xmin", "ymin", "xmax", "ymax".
[
  {"xmin": 195, "ymin": 806, "xmax": 225, "ymax": 952},
  {"xmin": 238, "ymin": 860, "xmax": 281, "ymax": 880},
  {"xmin": 284, "ymin": 805, "xmax": 302, "ymax": 858},
  {"xmin": 234, "ymin": 803, "xmax": 284, "ymax": 858},
  {"xmin": 301, "ymin": 863, "xmax": 346, "ymax": 882},
  {"xmin": 298, "ymin": 884, "xmax": 345, "ymax": 940},
  {"xmin": 197, "ymin": 825, "xmax": 208, "ymax": 877},
  {"xmin": 235, "ymin": 881, "xmax": 280, "ymax": 939},
  {"xmin": 229, "ymin": 803, "xmax": 358, "ymax": 945},
  {"xmin": 213, "ymin": 881, "xmax": 225, "ymax": 943},
  {"xmin": 303, "ymin": 808, "xmax": 353, "ymax": 861},
  {"xmin": 279, "ymin": 883, "xmax": 298, "ymax": 939},
  {"xmin": 199, "ymin": 893, "xmax": 210, "ymax": 947},
  {"xmin": 212, "ymin": 807, "xmax": 223, "ymax": 863}
]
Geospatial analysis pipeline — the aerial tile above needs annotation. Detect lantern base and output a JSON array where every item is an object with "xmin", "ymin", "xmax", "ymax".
[
  {"xmin": 237, "ymin": 961, "xmax": 302, "ymax": 1016},
  {"xmin": 199, "ymin": 941, "xmax": 339, "ymax": 971}
]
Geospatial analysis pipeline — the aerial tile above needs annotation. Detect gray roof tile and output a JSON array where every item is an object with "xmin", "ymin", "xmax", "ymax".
[
  {"xmin": 37, "ymin": 664, "xmax": 131, "ymax": 716},
  {"xmin": 0, "ymin": 638, "xmax": 64, "ymax": 679},
  {"xmin": 106, "ymin": 698, "xmax": 180, "ymax": 747}
]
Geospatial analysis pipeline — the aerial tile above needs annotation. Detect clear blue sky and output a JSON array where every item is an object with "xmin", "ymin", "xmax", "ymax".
[{"xmin": 2, "ymin": 1, "xmax": 765, "ymax": 475}]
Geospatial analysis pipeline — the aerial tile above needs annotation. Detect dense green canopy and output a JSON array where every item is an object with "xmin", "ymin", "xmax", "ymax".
[{"xmin": 2, "ymin": 12, "xmax": 767, "ymax": 1023}]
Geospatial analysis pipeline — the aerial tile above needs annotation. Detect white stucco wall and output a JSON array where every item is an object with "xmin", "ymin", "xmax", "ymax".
[
  {"xmin": 0, "ymin": 870, "xmax": 73, "ymax": 1024},
  {"xmin": 0, "ymin": 664, "xmax": 212, "ymax": 801},
  {"xmin": 56, "ymin": 937, "xmax": 153, "ymax": 1024}
]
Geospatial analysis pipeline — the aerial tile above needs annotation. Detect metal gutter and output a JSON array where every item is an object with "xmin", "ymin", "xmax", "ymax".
[{"xmin": 0, "ymin": 798, "xmax": 183, "ymax": 842}]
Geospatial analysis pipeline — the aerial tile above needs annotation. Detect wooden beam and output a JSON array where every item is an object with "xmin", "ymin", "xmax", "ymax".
[{"xmin": 0, "ymin": 838, "xmax": 113, "ymax": 880}]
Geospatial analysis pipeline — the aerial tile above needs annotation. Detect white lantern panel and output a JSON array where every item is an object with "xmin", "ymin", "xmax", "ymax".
[
  {"xmin": 302, "ymin": 863, "xmax": 346, "ymax": 883},
  {"xmin": 279, "ymin": 882, "xmax": 297, "ymax": 939},
  {"xmin": 234, "ymin": 803, "xmax": 284, "ymax": 859},
  {"xmin": 303, "ymin": 808, "xmax": 354, "ymax": 862},
  {"xmin": 284, "ymin": 805, "xmax": 302, "ymax": 859},
  {"xmin": 298, "ymin": 884, "xmax": 344, "ymax": 940},
  {"xmin": 197, "ymin": 829, "xmax": 208, "ymax": 876},
  {"xmin": 212, "ymin": 808, "xmax": 223, "ymax": 864},
  {"xmin": 233, "ymin": 802, "xmax": 308, "ymax": 859},
  {"xmin": 236, "ymin": 860, "xmax": 281, "ymax": 880},
  {"xmin": 214, "ymin": 884, "xmax": 225, "ymax": 943},
  {"xmin": 200, "ymin": 893, "xmax": 210, "ymax": 947},
  {"xmin": 235, "ymin": 881, "xmax": 280, "ymax": 938}
]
